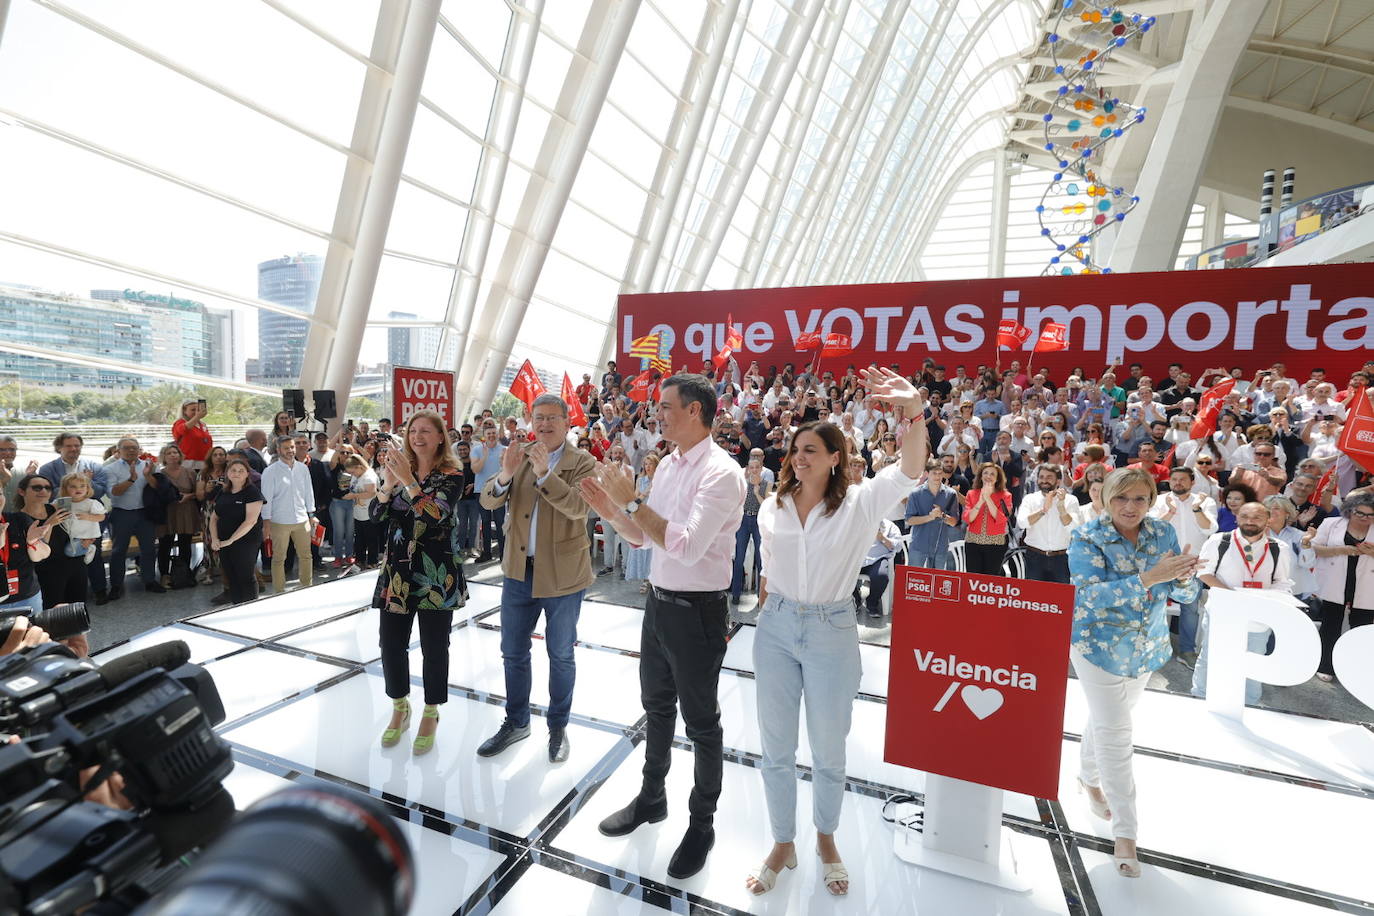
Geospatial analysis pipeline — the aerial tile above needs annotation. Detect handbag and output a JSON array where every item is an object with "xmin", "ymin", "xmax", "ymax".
[{"xmin": 169, "ymin": 542, "xmax": 197, "ymax": 590}]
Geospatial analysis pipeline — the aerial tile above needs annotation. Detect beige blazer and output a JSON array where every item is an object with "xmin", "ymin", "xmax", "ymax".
[{"xmin": 480, "ymin": 445, "xmax": 597, "ymax": 598}]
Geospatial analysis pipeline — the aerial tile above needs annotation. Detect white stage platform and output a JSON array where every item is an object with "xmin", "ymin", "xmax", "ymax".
[{"xmin": 95, "ymin": 572, "xmax": 1374, "ymax": 915}]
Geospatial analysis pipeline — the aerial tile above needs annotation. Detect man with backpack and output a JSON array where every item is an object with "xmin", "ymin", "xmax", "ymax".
[{"xmin": 1191, "ymin": 502, "xmax": 1294, "ymax": 704}]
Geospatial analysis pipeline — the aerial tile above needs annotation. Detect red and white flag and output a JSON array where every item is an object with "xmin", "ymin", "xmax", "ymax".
[
  {"xmin": 509, "ymin": 359, "xmax": 546, "ymax": 410},
  {"xmin": 997, "ymin": 319, "xmax": 1031, "ymax": 350},
  {"xmin": 1337, "ymin": 386, "xmax": 1374, "ymax": 477},
  {"xmin": 821, "ymin": 332, "xmax": 854, "ymax": 358},
  {"xmin": 561, "ymin": 373, "xmax": 586, "ymax": 427},
  {"xmin": 1032, "ymin": 322, "xmax": 1068, "ymax": 353},
  {"xmin": 1189, "ymin": 377, "xmax": 1236, "ymax": 440},
  {"xmin": 794, "ymin": 332, "xmax": 822, "ymax": 352},
  {"xmin": 627, "ymin": 371, "xmax": 656, "ymax": 403}
]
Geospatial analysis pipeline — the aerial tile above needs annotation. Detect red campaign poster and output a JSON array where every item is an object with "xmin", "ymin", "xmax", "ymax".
[
  {"xmin": 616, "ymin": 262, "xmax": 1374, "ymax": 380},
  {"xmin": 392, "ymin": 366, "xmax": 457, "ymax": 427},
  {"xmin": 884, "ymin": 567, "xmax": 1074, "ymax": 800}
]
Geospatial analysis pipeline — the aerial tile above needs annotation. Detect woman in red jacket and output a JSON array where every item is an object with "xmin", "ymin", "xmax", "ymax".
[
  {"xmin": 962, "ymin": 462, "xmax": 1013, "ymax": 575},
  {"xmin": 172, "ymin": 399, "xmax": 213, "ymax": 472}
]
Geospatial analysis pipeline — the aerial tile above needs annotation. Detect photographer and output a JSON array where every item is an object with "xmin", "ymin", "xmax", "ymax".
[
  {"xmin": 171, "ymin": 398, "xmax": 213, "ymax": 472},
  {"xmin": 2, "ymin": 476, "xmax": 63, "ymax": 615}
]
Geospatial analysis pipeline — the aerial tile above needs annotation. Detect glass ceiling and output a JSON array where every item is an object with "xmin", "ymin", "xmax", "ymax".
[{"xmin": 0, "ymin": 0, "xmax": 1043, "ymax": 404}]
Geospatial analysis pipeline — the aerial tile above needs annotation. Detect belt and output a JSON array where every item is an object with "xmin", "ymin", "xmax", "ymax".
[
  {"xmin": 651, "ymin": 585, "xmax": 727, "ymax": 607},
  {"xmin": 1026, "ymin": 545, "xmax": 1068, "ymax": 557}
]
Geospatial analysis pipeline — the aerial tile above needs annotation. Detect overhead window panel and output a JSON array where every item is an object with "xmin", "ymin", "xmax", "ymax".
[
  {"xmin": 531, "ymin": 249, "xmax": 620, "ymax": 316},
  {"xmin": 384, "ymin": 182, "xmax": 470, "ymax": 264},
  {"xmin": 539, "ymin": 0, "xmax": 593, "ymax": 45},
  {"xmin": 494, "ymin": 160, "xmax": 538, "ymax": 230},
  {"xmin": 524, "ymin": 38, "xmax": 575, "ymax": 108},
  {"xmin": 268, "ymin": 0, "xmax": 382, "ymax": 57},
  {"xmin": 370, "ymin": 254, "xmax": 455, "ymax": 321},
  {"xmin": 570, "ymin": 153, "xmax": 650, "ymax": 235},
  {"xmin": 54, "ymin": 0, "xmax": 367, "ymax": 146},
  {"xmin": 0, "ymin": 129, "xmax": 325, "ymax": 300},
  {"xmin": 517, "ymin": 297, "xmax": 609, "ymax": 375},
  {"xmin": 423, "ymin": 32, "xmax": 498, "ymax": 136},
  {"xmin": 625, "ymin": 4, "xmax": 693, "ymax": 93},
  {"xmin": 0, "ymin": 2, "xmax": 346, "ymax": 231},
  {"xmin": 550, "ymin": 202, "xmax": 636, "ymax": 279},
  {"xmin": 648, "ymin": 0, "xmax": 706, "ymax": 42},
  {"xmin": 587, "ymin": 104, "xmax": 663, "ymax": 189},
  {"xmin": 509, "ymin": 103, "xmax": 554, "ymax": 174},
  {"xmin": 440, "ymin": 0, "xmax": 512, "ymax": 67},
  {"xmin": 403, "ymin": 106, "xmax": 484, "ymax": 205},
  {"xmin": 607, "ymin": 53, "xmax": 677, "ymax": 142}
]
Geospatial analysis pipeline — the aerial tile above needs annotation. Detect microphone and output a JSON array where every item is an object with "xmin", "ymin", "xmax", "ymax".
[{"xmin": 96, "ymin": 641, "xmax": 192, "ymax": 690}]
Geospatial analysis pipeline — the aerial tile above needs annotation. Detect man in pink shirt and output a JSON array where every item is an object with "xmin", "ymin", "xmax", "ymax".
[{"xmin": 582, "ymin": 373, "xmax": 745, "ymax": 881}]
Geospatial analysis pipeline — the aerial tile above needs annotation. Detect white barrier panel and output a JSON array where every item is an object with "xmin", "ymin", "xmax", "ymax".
[
  {"xmin": 1332, "ymin": 624, "xmax": 1374, "ymax": 710},
  {"xmin": 1205, "ymin": 589, "xmax": 1320, "ymax": 721}
]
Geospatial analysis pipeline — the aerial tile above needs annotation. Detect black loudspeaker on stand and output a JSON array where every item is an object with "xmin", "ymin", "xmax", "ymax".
[
  {"xmin": 312, "ymin": 390, "xmax": 337, "ymax": 420},
  {"xmin": 282, "ymin": 389, "xmax": 306, "ymax": 419}
]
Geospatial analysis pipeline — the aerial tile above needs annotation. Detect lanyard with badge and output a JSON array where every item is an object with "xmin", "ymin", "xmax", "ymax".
[{"xmin": 1238, "ymin": 536, "xmax": 1267, "ymax": 588}]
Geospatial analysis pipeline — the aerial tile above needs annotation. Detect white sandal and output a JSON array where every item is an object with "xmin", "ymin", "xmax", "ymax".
[
  {"xmin": 1077, "ymin": 776, "xmax": 1111, "ymax": 820},
  {"xmin": 817, "ymin": 849, "xmax": 849, "ymax": 896},
  {"xmin": 1114, "ymin": 854, "xmax": 1141, "ymax": 878},
  {"xmin": 746, "ymin": 851, "xmax": 797, "ymax": 896}
]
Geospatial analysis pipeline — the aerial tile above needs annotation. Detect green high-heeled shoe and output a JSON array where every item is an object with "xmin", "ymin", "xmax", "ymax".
[
  {"xmin": 381, "ymin": 698, "xmax": 411, "ymax": 748},
  {"xmin": 412, "ymin": 705, "xmax": 440, "ymax": 756}
]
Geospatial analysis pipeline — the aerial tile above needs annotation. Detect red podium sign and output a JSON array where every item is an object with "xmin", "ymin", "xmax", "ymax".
[
  {"xmin": 884, "ymin": 567, "xmax": 1074, "ymax": 799},
  {"xmin": 392, "ymin": 366, "xmax": 458, "ymax": 427}
]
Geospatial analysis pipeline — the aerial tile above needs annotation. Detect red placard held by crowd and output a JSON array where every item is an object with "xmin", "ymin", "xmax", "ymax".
[
  {"xmin": 884, "ymin": 567, "xmax": 1074, "ymax": 799},
  {"xmin": 392, "ymin": 366, "xmax": 457, "ymax": 427}
]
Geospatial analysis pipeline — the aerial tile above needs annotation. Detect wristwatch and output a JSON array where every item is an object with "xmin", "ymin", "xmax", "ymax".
[{"xmin": 623, "ymin": 497, "xmax": 643, "ymax": 517}]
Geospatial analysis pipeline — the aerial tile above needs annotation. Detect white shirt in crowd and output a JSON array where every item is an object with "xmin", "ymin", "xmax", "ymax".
[
  {"xmin": 1015, "ymin": 489, "xmax": 1079, "ymax": 552},
  {"xmin": 1149, "ymin": 492, "xmax": 1217, "ymax": 555},
  {"xmin": 759, "ymin": 462, "xmax": 918, "ymax": 604},
  {"xmin": 1199, "ymin": 529, "xmax": 1294, "ymax": 594},
  {"xmin": 260, "ymin": 459, "xmax": 316, "ymax": 524}
]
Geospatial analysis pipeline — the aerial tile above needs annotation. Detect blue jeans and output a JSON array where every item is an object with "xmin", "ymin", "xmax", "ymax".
[
  {"xmin": 455, "ymin": 500, "xmax": 480, "ymax": 551},
  {"xmin": 753, "ymin": 593, "xmax": 862, "ymax": 842},
  {"xmin": 500, "ymin": 560, "xmax": 584, "ymax": 730},
  {"xmin": 730, "ymin": 513, "xmax": 761, "ymax": 598},
  {"xmin": 2, "ymin": 593, "xmax": 45, "ymax": 617},
  {"xmin": 1176, "ymin": 596, "xmax": 1201, "ymax": 654},
  {"xmin": 108, "ymin": 507, "xmax": 157, "ymax": 591},
  {"xmin": 908, "ymin": 548, "xmax": 951, "ymax": 570},
  {"xmin": 978, "ymin": 428, "xmax": 998, "ymax": 460},
  {"xmin": 329, "ymin": 498, "xmax": 354, "ymax": 558}
]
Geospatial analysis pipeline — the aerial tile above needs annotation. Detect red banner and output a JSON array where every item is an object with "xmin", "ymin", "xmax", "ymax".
[
  {"xmin": 885, "ymin": 567, "xmax": 1074, "ymax": 799},
  {"xmin": 1189, "ymin": 376, "xmax": 1236, "ymax": 439},
  {"xmin": 561, "ymin": 372, "xmax": 586, "ymax": 427},
  {"xmin": 1338, "ymin": 386, "xmax": 1374, "ymax": 476},
  {"xmin": 616, "ymin": 263, "xmax": 1374, "ymax": 380},
  {"xmin": 391, "ymin": 366, "xmax": 457, "ymax": 427}
]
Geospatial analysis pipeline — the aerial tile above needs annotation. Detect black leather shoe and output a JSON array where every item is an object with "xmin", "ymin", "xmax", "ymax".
[
  {"xmin": 667, "ymin": 825, "xmax": 715, "ymax": 879},
  {"xmin": 107, "ymin": 588, "xmax": 124, "ymax": 601},
  {"xmin": 146, "ymin": 582, "xmax": 167, "ymax": 594},
  {"xmin": 597, "ymin": 796, "xmax": 668, "ymax": 837},
  {"xmin": 549, "ymin": 728, "xmax": 570, "ymax": 763},
  {"xmin": 93, "ymin": 590, "xmax": 109, "ymax": 606},
  {"xmin": 476, "ymin": 721, "xmax": 529, "ymax": 757},
  {"xmin": 210, "ymin": 591, "xmax": 231, "ymax": 605}
]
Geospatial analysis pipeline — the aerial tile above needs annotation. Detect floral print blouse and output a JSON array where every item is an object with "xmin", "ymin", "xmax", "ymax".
[
  {"xmin": 1067, "ymin": 515, "xmax": 1201, "ymax": 677},
  {"xmin": 370, "ymin": 468, "xmax": 468, "ymax": 614}
]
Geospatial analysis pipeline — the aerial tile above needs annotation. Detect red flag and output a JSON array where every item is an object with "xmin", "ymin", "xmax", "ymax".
[
  {"xmin": 997, "ymin": 319, "xmax": 1031, "ymax": 349},
  {"xmin": 1161, "ymin": 443, "xmax": 1178, "ymax": 468},
  {"xmin": 725, "ymin": 314, "xmax": 743, "ymax": 351},
  {"xmin": 627, "ymin": 371, "xmax": 655, "ymax": 403},
  {"xmin": 1189, "ymin": 377, "xmax": 1236, "ymax": 440},
  {"xmin": 1032, "ymin": 322, "xmax": 1068, "ymax": 353},
  {"xmin": 1314, "ymin": 464, "xmax": 1336, "ymax": 499},
  {"xmin": 509, "ymin": 359, "xmax": 546, "ymax": 409},
  {"xmin": 1337, "ymin": 386, "xmax": 1374, "ymax": 477},
  {"xmin": 561, "ymin": 373, "xmax": 586, "ymax": 427},
  {"xmin": 794, "ymin": 332, "xmax": 822, "ymax": 351},
  {"xmin": 821, "ymin": 333, "xmax": 853, "ymax": 358}
]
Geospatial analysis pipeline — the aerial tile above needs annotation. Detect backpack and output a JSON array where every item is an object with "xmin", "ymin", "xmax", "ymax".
[
  {"xmin": 168, "ymin": 541, "xmax": 197, "ymax": 590},
  {"xmin": 1215, "ymin": 532, "xmax": 1280, "ymax": 584}
]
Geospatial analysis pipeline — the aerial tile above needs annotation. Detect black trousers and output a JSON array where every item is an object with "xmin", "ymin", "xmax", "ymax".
[
  {"xmin": 638, "ymin": 589, "xmax": 728, "ymax": 829},
  {"xmin": 355, "ymin": 519, "xmax": 379, "ymax": 566},
  {"xmin": 479, "ymin": 506, "xmax": 505, "ymax": 559},
  {"xmin": 158, "ymin": 533, "xmax": 193, "ymax": 578},
  {"xmin": 853, "ymin": 559, "xmax": 889, "ymax": 613},
  {"xmin": 1318, "ymin": 600, "xmax": 1373, "ymax": 675},
  {"xmin": 964, "ymin": 540, "xmax": 1007, "ymax": 576},
  {"xmin": 379, "ymin": 608, "xmax": 454, "ymax": 705},
  {"xmin": 1023, "ymin": 549, "xmax": 1070, "ymax": 583},
  {"xmin": 220, "ymin": 534, "xmax": 261, "ymax": 604}
]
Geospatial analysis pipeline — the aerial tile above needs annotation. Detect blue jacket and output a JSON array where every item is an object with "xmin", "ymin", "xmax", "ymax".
[{"xmin": 37, "ymin": 457, "xmax": 109, "ymax": 501}]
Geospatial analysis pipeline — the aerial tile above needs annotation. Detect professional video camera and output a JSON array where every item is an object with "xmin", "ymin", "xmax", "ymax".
[
  {"xmin": 0, "ymin": 640, "xmax": 236, "ymax": 914},
  {"xmin": 0, "ymin": 603, "xmax": 91, "ymax": 644}
]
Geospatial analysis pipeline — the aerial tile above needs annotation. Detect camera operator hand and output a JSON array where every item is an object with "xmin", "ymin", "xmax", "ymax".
[
  {"xmin": 1, "ymin": 616, "xmax": 52, "ymax": 655},
  {"xmin": 80, "ymin": 766, "xmax": 133, "ymax": 811}
]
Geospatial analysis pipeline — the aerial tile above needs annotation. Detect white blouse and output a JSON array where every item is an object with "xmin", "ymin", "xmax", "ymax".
[{"xmin": 759, "ymin": 462, "xmax": 918, "ymax": 604}]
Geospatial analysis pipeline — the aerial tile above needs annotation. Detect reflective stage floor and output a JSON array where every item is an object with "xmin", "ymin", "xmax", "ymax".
[{"xmin": 95, "ymin": 572, "xmax": 1374, "ymax": 915}]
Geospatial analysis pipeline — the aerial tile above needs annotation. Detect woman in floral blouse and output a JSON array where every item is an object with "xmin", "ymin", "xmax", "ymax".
[
  {"xmin": 372, "ymin": 409, "xmax": 468, "ymax": 756},
  {"xmin": 1067, "ymin": 467, "xmax": 1200, "ymax": 879}
]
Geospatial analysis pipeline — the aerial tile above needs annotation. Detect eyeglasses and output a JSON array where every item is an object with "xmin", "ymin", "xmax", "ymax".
[
  {"xmin": 1352, "ymin": 510, "xmax": 1374, "ymax": 520},
  {"xmin": 27, "ymin": 484, "xmax": 52, "ymax": 491},
  {"xmin": 1196, "ymin": 459, "xmax": 1214, "ymax": 465}
]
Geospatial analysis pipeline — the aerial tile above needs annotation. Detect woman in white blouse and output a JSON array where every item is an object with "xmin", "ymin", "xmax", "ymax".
[{"xmin": 745, "ymin": 367, "xmax": 926, "ymax": 898}]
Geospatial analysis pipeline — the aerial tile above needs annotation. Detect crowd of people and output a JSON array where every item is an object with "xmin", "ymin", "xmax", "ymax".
[{"xmin": 1, "ymin": 351, "xmax": 1370, "ymax": 896}]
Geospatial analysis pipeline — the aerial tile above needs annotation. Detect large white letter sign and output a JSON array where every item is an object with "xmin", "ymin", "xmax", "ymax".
[{"xmin": 1205, "ymin": 589, "xmax": 1320, "ymax": 721}]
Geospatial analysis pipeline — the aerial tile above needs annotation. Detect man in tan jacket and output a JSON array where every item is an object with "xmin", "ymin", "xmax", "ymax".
[{"xmin": 476, "ymin": 393, "xmax": 598, "ymax": 763}]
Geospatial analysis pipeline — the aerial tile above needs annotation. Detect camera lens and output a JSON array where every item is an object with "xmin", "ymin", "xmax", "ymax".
[
  {"xmin": 32, "ymin": 602, "xmax": 91, "ymax": 641},
  {"xmin": 146, "ymin": 783, "xmax": 413, "ymax": 916}
]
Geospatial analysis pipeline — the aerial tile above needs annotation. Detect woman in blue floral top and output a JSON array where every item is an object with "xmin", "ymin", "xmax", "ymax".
[
  {"xmin": 1067, "ymin": 467, "xmax": 1200, "ymax": 879},
  {"xmin": 372, "ymin": 409, "xmax": 468, "ymax": 756}
]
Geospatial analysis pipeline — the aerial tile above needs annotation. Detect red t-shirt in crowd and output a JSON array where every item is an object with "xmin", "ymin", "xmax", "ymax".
[{"xmin": 172, "ymin": 419, "xmax": 213, "ymax": 461}]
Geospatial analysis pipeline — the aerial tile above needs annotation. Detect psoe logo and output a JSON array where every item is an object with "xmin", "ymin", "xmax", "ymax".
[
  {"xmin": 904, "ymin": 571, "xmax": 934, "ymax": 600},
  {"xmin": 1357, "ymin": 429, "xmax": 1374, "ymax": 444},
  {"xmin": 931, "ymin": 573, "xmax": 962, "ymax": 602}
]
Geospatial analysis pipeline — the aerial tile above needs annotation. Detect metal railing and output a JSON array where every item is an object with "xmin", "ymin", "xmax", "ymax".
[{"xmin": 1185, "ymin": 177, "xmax": 1374, "ymax": 269}]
